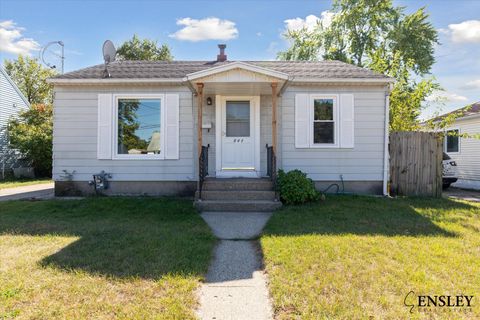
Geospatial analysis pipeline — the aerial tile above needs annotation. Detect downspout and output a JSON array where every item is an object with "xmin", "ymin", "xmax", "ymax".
[{"xmin": 383, "ymin": 84, "xmax": 392, "ymax": 196}]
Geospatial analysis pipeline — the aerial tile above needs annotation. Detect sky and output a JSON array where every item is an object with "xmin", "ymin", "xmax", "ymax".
[{"xmin": 1, "ymin": 0, "xmax": 479, "ymax": 120}]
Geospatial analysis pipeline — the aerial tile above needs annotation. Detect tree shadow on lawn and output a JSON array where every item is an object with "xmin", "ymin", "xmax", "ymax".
[
  {"xmin": 263, "ymin": 195, "xmax": 476, "ymax": 237},
  {"xmin": 0, "ymin": 197, "xmax": 216, "ymax": 279}
]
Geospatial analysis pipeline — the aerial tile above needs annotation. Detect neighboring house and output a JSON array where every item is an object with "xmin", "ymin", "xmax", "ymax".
[
  {"xmin": 430, "ymin": 103, "xmax": 480, "ymax": 190},
  {"xmin": 47, "ymin": 45, "xmax": 393, "ymax": 199},
  {"xmin": 0, "ymin": 66, "xmax": 30, "ymax": 179}
]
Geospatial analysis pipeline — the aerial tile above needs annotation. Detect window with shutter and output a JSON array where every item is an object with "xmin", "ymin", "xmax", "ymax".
[{"xmin": 295, "ymin": 93, "xmax": 354, "ymax": 149}]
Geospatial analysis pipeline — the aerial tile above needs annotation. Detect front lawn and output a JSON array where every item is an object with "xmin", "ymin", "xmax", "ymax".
[
  {"xmin": 0, "ymin": 197, "xmax": 215, "ymax": 319},
  {"xmin": 261, "ymin": 196, "xmax": 480, "ymax": 319},
  {"xmin": 0, "ymin": 178, "xmax": 52, "ymax": 190}
]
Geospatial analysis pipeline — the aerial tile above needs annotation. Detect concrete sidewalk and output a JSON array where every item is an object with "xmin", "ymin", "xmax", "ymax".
[
  {"xmin": 0, "ymin": 183, "xmax": 54, "ymax": 201},
  {"xmin": 197, "ymin": 212, "xmax": 273, "ymax": 320}
]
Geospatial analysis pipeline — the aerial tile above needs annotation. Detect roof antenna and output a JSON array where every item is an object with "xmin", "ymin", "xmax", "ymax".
[{"xmin": 102, "ymin": 40, "xmax": 116, "ymax": 78}]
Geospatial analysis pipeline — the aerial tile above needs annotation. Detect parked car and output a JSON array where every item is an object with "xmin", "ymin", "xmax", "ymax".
[{"xmin": 443, "ymin": 152, "xmax": 458, "ymax": 189}]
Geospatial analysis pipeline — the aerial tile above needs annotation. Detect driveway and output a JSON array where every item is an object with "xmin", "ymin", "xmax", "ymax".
[
  {"xmin": 443, "ymin": 187, "xmax": 480, "ymax": 203},
  {"xmin": 0, "ymin": 182, "xmax": 55, "ymax": 201}
]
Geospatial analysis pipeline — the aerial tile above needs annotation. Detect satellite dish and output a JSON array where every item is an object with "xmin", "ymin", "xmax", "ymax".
[
  {"xmin": 103, "ymin": 40, "xmax": 116, "ymax": 64},
  {"xmin": 102, "ymin": 40, "xmax": 116, "ymax": 78}
]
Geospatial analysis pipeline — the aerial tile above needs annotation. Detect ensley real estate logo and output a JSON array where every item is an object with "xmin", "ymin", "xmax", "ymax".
[{"xmin": 404, "ymin": 291, "xmax": 474, "ymax": 314}]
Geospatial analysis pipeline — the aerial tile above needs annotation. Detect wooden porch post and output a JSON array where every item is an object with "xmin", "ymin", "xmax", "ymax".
[
  {"xmin": 271, "ymin": 83, "xmax": 278, "ymax": 153},
  {"xmin": 197, "ymin": 83, "xmax": 204, "ymax": 164}
]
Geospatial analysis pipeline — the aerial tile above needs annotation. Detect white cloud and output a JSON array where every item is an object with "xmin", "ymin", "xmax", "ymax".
[
  {"xmin": 446, "ymin": 20, "xmax": 480, "ymax": 43},
  {"xmin": 169, "ymin": 17, "xmax": 238, "ymax": 42},
  {"xmin": 0, "ymin": 20, "xmax": 40, "ymax": 55},
  {"xmin": 426, "ymin": 91, "xmax": 468, "ymax": 103},
  {"xmin": 460, "ymin": 79, "xmax": 480, "ymax": 90},
  {"xmin": 284, "ymin": 11, "xmax": 334, "ymax": 33}
]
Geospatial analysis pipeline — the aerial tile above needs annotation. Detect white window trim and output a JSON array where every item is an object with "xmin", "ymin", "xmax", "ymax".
[
  {"xmin": 309, "ymin": 94, "xmax": 339, "ymax": 148},
  {"xmin": 112, "ymin": 94, "xmax": 165, "ymax": 160},
  {"xmin": 445, "ymin": 127, "xmax": 460, "ymax": 155}
]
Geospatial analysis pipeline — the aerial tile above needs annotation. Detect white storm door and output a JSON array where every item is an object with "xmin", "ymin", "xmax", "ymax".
[{"xmin": 221, "ymin": 100, "xmax": 255, "ymax": 170}]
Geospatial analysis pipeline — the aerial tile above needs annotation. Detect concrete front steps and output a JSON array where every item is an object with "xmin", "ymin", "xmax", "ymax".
[{"xmin": 194, "ymin": 178, "xmax": 282, "ymax": 212}]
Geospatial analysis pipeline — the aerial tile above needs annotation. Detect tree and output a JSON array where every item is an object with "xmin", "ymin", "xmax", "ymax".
[
  {"xmin": 8, "ymin": 104, "xmax": 53, "ymax": 177},
  {"xmin": 278, "ymin": 0, "xmax": 440, "ymax": 131},
  {"xmin": 277, "ymin": 28, "xmax": 323, "ymax": 61},
  {"xmin": 4, "ymin": 55, "xmax": 56, "ymax": 105},
  {"xmin": 117, "ymin": 35, "xmax": 173, "ymax": 61}
]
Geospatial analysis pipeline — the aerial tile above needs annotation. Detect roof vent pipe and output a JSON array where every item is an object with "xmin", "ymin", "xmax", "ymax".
[{"xmin": 217, "ymin": 44, "xmax": 227, "ymax": 62}]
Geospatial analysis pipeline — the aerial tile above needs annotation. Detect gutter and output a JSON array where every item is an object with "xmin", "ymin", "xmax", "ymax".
[
  {"xmin": 291, "ymin": 77, "xmax": 394, "ymax": 84},
  {"xmin": 46, "ymin": 78, "xmax": 184, "ymax": 84},
  {"xmin": 383, "ymin": 83, "xmax": 393, "ymax": 196}
]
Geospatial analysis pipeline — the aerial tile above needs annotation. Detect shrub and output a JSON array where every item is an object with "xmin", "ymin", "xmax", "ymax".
[{"xmin": 277, "ymin": 169, "xmax": 320, "ymax": 205}]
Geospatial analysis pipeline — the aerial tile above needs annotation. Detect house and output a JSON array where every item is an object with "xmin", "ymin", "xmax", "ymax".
[
  {"xmin": 431, "ymin": 102, "xmax": 480, "ymax": 190},
  {"xmin": 0, "ymin": 66, "xmax": 30, "ymax": 179},
  {"xmin": 47, "ymin": 45, "xmax": 393, "ymax": 208}
]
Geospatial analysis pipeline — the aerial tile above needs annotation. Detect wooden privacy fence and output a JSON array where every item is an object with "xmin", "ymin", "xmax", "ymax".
[{"xmin": 389, "ymin": 131, "xmax": 443, "ymax": 197}]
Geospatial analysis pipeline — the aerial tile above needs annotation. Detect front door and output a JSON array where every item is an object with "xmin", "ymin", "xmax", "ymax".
[{"xmin": 220, "ymin": 99, "xmax": 257, "ymax": 175}]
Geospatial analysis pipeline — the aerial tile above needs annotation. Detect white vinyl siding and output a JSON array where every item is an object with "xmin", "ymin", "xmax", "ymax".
[
  {"xmin": 283, "ymin": 85, "xmax": 387, "ymax": 181},
  {"xmin": 0, "ymin": 68, "xmax": 29, "ymax": 172},
  {"xmin": 446, "ymin": 117, "xmax": 480, "ymax": 183},
  {"xmin": 53, "ymin": 86, "xmax": 193, "ymax": 181}
]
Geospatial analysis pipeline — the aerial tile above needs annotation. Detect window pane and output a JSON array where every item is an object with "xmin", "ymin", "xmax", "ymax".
[
  {"xmin": 446, "ymin": 130, "xmax": 459, "ymax": 153},
  {"xmin": 314, "ymin": 122, "xmax": 334, "ymax": 144},
  {"xmin": 226, "ymin": 101, "xmax": 250, "ymax": 137},
  {"xmin": 117, "ymin": 99, "xmax": 161, "ymax": 155},
  {"xmin": 314, "ymin": 99, "xmax": 334, "ymax": 120}
]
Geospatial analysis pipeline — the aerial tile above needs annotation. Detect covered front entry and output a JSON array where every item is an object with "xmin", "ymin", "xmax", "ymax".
[
  {"xmin": 186, "ymin": 61, "xmax": 288, "ymax": 185},
  {"xmin": 216, "ymin": 96, "xmax": 260, "ymax": 177}
]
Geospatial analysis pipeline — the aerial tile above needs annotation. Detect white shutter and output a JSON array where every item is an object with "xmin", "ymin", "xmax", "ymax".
[
  {"xmin": 339, "ymin": 94, "xmax": 354, "ymax": 148},
  {"xmin": 295, "ymin": 94, "xmax": 310, "ymax": 148},
  {"xmin": 164, "ymin": 94, "xmax": 180, "ymax": 159},
  {"xmin": 97, "ymin": 94, "xmax": 113, "ymax": 159}
]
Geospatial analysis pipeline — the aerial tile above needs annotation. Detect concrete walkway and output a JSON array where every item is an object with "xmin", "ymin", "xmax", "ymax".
[
  {"xmin": 197, "ymin": 212, "xmax": 273, "ymax": 320},
  {"xmin": 444, "ymin": 187, "xmax": 480, "ymax": 203},
  {"xmin": 0, "ymin": 182, "xmax": 54, "ymax": 201}
]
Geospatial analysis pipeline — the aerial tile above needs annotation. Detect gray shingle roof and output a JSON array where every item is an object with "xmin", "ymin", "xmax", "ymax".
[
  {"xmin": 430, "ymin": 102, "xmax": 480, "ymax": 122},
  {"xmin": 52, "ymin": 60, "xmax": 390, "ymax": 81}
]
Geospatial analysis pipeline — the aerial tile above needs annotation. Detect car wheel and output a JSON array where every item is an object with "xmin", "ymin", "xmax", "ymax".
[{"xmin": 443, "ymin": 183, "xmax": 451, "ymax": 190}]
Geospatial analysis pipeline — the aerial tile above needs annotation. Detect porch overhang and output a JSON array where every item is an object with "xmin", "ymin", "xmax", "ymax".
[
  {"xmin": 184, "ymin": 61, "xmax": 289, "ymax": 96},
  {"xmin": 184, "ymin": 61, "xmax": 289, "ymax": 82}
]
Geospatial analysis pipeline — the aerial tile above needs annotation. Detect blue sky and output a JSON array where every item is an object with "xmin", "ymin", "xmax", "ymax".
[{"xmin": 1, "ymin": 0, "xmax": 479, "ymax": 119}]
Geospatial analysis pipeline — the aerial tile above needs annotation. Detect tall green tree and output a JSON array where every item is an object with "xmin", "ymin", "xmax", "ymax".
[
  {"xmin": 8, "ymin": 104, "xmax": 53, "ymax": 177},
  {"xmin": 279, "ymin": 0, "xmax": 440, "ymax": 131},
  {"xmin": 117, "ymin": 35, "xmax": 173, "ymax": 61},
  {"xmin": 4, "ymin": 55, "xmax": 57, "ymax": 105}
]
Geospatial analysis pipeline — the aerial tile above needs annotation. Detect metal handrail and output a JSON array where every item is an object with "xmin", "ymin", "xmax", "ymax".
[{"xmin": 199, "ymin": 145, "xmax": 209, "ymax": 199}]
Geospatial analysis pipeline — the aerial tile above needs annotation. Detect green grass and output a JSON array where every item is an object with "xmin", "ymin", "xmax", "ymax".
[
  {"xmin": 0, "ymin": 197, "xmax": 215, "ymax": 319},
  {"xmin": 0, "ymin": 178, "xmax": 52, "ymax": 190},
  {"xmin": 261, "ymin": 196, "xmax": 480, "ymax": 320}
]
